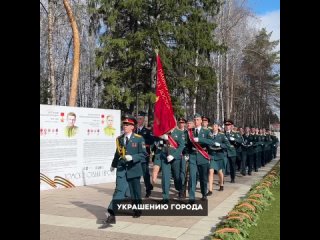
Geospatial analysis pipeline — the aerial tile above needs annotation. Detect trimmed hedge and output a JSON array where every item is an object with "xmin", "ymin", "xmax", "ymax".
[{"xmin": 210, "ymin": 162, "xmax": 280, "ymax": 240}]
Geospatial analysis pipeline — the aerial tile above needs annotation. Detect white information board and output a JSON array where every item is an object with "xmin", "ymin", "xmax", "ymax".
[{"xmin": 40, "ymin": 104, "xmax": 120, "ymax": 190}]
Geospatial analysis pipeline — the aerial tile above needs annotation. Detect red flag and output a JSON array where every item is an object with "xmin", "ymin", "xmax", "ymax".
[{"xmin": 153, "ymin": 53, "xmax": 176, "ymax": 137}]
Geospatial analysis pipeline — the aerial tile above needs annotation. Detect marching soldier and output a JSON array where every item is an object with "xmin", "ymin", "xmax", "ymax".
[
  {"xmin": 153, "ymin": 128, "xmax": 185, "ymax": 202},
  {"xmin": 135, "ymin": 111, "xmax": 154, "ymax": 198},
  {"xmin": 271, "ymin": 131, "xmax": 279, "ymax": 159},
  {"xmin": 202, "ymin": 116, "xmax": 212, "ymax": 130},
  {"xmin": 234, "ymin": 126, "xmax": 244, "ymax": 172},
  {"xmin": 250, "ymin": 127, "xmax": 258, "ymax": 172},
  {"xmin": 254, "ymin": 128, "xmax": 262, "ymax": 170},
  {"xmin": 242, "ymin": 126, "xmax": 255, "ymax": 175},
  {"xmin": 265, "ymin": 129, "xmax": 272, "ymax": 164},
  {"xmin": 185, "ymin": 113, "xmax": 213, "ymax": 202},
  {"xmin": 259, "ymin": 128, "xmax": 266, "ymax": 167},
  {"xmin": 186, "ymin": 118, "xmax": 195, "ymax": 129},
  {"xmin": 224, "ymin": 120, "xmax": 242, "ymax": 183},
  {"xmin": 207, "ymin": 120, "xmax": 230, "ymax": 195},
  {"xmin": 100, "ymin": 116, "xmax": 147, "ymax": 227},
  {"xmin": 176, "ymin": 117, "xmax": 188, "ymax": 198}
]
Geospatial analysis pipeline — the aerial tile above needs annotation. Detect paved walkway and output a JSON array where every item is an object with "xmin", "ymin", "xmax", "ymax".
[{"xmin": 41, "ymin": 154, "xmax": 280, "ymax": 240}]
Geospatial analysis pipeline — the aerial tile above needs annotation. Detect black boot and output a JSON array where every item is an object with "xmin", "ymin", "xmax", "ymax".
[
  {"xmin": 201, "ymin": 195, "xmax": 207, "ymax": 200},
  {"xmin": 99, "ymin": 215, "xmax": 116, "ymax": 228},
  {"xmin": 145, "ymin": 190, "xmax": 152, "ymax": 198},
  {"xmin": 206, "ymin": 191, "xmax": 213, "ymax": 196},
  {"xmin": 133, "ymin": 210, "xmax": 142, "ymax": 218}
]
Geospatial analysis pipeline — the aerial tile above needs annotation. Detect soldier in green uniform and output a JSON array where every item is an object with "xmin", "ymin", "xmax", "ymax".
[
  {"xmin": 259, "ymin": 128, "xmax": 266, "ymax": 167},
  {"xmin": 265, "ymin": 129, "xmax": 272, "ymax": 163},
  {"xmin": 104, "ymin": 114, "xmax": 116, "ymax": 137},
  {"xmin": 254, "ymin": 128, "xmax": 262, "ymax": 170},
  {"xmin": 176, "ymin": 117, "xmax": 187, "ymax": 198},
  {"xmin": 185, "ymin": 113, "xmax": 213, "ymax": 202},
  {"xmin": 202, "ymin": 116, "xmax": 212, "ymax": 130},
  {"xmin": 242, "ymin": 126, "xmax": 255, "ymax": 175},
  {"xmin": 135, "ymin": 111, "xmax": 154, "ymax": 198},
  {"xmin": 207, "ymin": 120, "xmax": 230, "ymax": 195},
  {"xmin": 224, "ymin": 120, "xmax": 243, "ymax": 183},
  {"xmin": 234, "ymin": 126, "xmax": 244, "ymax": 172},
  {"xmin": 64, "ymin": 112, "xmax": 79, "ymax": 138},
  {"xmin": 250, "ymin": 127, "xmax": 258, "ymax": 172},
  {"xmin": 271, "ymin": 131, "xmax": 279, "ymax": 159},
  {"xmin": 153, "ymin": 128, "xmax": 185, "ymax": 202},
  {"xmin": 100, "ymin": 116, "xmax": 147, "ymax": 227}
]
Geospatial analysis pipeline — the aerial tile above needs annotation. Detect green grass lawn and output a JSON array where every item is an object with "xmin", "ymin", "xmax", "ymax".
[{"xmin": 247, "ymin": 183, "xmax": 280, "ymax": 240}]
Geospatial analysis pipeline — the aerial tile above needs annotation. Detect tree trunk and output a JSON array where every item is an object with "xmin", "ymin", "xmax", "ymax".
[
  {"xmin": 216, "ymin": 53, "xmax": 220, "ymax": 122},
  {"xmin": 230, "ymin": 63, "xmax": 235, "ymax": 118},
  {"xmin": 193, "ymin": 49, "xmax": 199, "ymax": 115},
  {"xmin": 63, "ymin": 0, "xmax": 81, "ymax": 107},
  {"xmin": 48, "ymin": 0, "xmax": 56, "ymax": 105},
  {"xmin": 220, "ymin": 54, "xmax": 224, "ymax": 121},
  {"xmin": 225, "ymin": 53, "xmax": 230, "ymax": 119},
  {"xmin": 149, "ymin": 58, "xmax": 157, "ymax": 120}
]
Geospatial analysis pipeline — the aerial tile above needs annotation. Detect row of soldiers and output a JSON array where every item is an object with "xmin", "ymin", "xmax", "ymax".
[{"xmin": 100, "ymin": 112, "xmax": 279, "ymax": 226}]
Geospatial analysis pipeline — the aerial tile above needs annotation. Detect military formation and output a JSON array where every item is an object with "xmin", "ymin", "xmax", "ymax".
[{"xmin": 100, "ymin": 111, "xmax": 279, "ymax": 227}]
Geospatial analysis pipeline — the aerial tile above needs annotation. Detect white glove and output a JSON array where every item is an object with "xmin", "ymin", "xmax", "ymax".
[
  {"xmin": 160, "ymin": 134, "xmax": 168, "ymax": 140},
  {"xmin": 214, "ymin": 142, "xmax": 220, "ymax": 147},
  {"xmin": 110, "ymin": 167, "xmax": 115, "ymax": 172},
  {"xmin": 125, "ymin": 155, "xmax": 133, "ymax": 161},
  {"xmin": 229, "ymin": 137, "xmax": 235, "ymax": 141},
  {"xmin": 250, "ymin": 142, "xmax": 253, "ymax": 145},
  {"xmin": 185, "ymin": 155, "xmax": 189, "ymax": 161},
  {"xmin": 167, "ymin": 155, "xmax": 174, "ymax": 162},
  {"xmin": 193, "ymin": 137, "xmax": 199, "ymax": 142}
]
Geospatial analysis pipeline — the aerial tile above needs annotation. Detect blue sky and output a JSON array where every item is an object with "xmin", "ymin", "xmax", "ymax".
[
  {"xmin": 247, "ymin": 0, "xmax": 280, "ymax": 14},
  {"xmin": 247, "ymin": 0, "xmax": 280, "ymax": 51}
]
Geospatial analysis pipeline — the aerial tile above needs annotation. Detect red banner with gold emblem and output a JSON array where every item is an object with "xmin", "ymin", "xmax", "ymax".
[{"xmin": 153, "ymin": 52, "xmax": 176, "ymax": 137}]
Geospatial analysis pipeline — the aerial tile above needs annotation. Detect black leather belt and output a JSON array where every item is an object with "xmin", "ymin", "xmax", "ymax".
[{"xmin": 191, "ymin": 147, "xmax": 207, "ymax": 153}]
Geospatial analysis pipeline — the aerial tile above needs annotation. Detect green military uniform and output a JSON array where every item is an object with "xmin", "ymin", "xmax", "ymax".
[
  {"xmin": 104, "ymin": 127, "xmax": 116, "ymax": 137},
  {"xmin": 242, "ymin": 132, "xmax": 255, "ymax": 175},
  {"xmin": 253, "ymin": 132, "xmax": 262, "ymax": 170},
  {"xmin": 107, "ymin": 132, "xmax": 147, "ymax": 217},
  {"xmin": 64, "ymin": 126, "xmax": 78, "ymax": 137},
  {"xmin": 234, "ymin": 131, "xmax": 244, "ymax": 172},
  {"xmin": 208, "ymin": 132, "xmax": 229, "ymax": 171},
  {"xmin": 135, "ymin": 125, "xmax": 154, "ymax": 197},
  {"xmin": 154, "ymin": 129, "xmax": 185, "ymax": 200},
  {"xmin": 175, "ymin": 118, "xmax": 187, "ymax": 196},
  {"xmin": 264, "ymin": 133, "xmax": 272, "ymax": 164},
  {"xmin": 224, "ymin": 122, "xmax": 242, "ymax": 182},
  {"xmin": 186, "ymin": 115, "xmax": 213, "ymax": 201},
  {"xmin": 271, "ymin": 134, "xmax": 279, "ymax": 159},
  {"xmin": 180, "ymin": 127, "xmax": 190, "ymax": 195},
  {"xmin": 260, "ymin": 134, "xmax": 267, "ymax": 167}
]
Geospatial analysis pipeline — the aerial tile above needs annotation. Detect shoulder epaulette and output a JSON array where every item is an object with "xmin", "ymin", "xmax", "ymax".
[
  {"xmin": 117, "ymin": 134, "xmax": 124, "ymax": 139},
  {"xmin": 134, "ymin": 133, "xmax": 142, "ymax": 138}
]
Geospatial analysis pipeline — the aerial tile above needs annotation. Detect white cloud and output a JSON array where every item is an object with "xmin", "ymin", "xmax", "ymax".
[
  {"xmin": 248, "ymin": 9, "xmax": 280, "ymax": 51},
  {"xmin": 258, "ymin": 9, "xmax": 280, "ymax": 51}
]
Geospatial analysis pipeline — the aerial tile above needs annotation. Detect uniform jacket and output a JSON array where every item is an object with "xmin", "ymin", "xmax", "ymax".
[
  {"xmin": 224, "ymin": 131, "xmax": 241, "ymax": 157},
  {"xmin": 154, "ymin": 128, "xmax": 185, "ymax": 162},
  {"xmin": 186, "ymin": 127, "xmax": 214, "ymax": 165},
  {"xmin": 208, "ymin": 132, "xmax": 230, "ymax": 160},
  {"xmin": 111, "ymin": 133, "xmax": 148, "ymax": 179}
]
